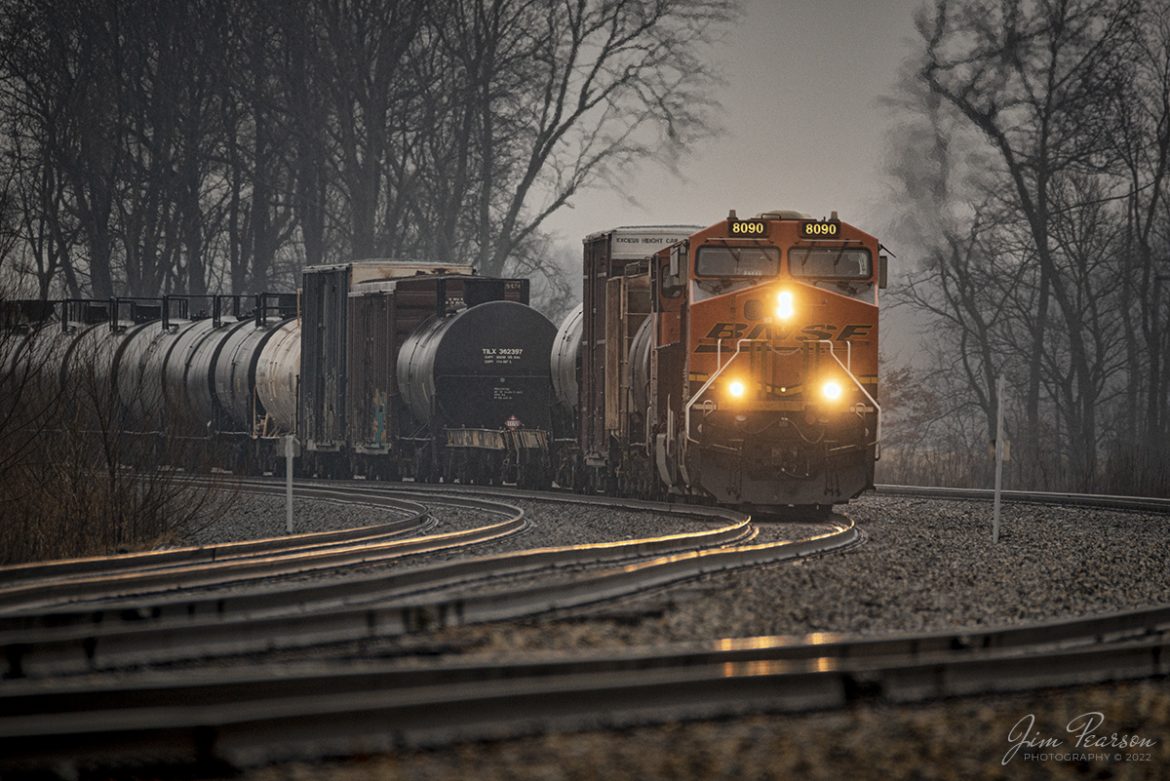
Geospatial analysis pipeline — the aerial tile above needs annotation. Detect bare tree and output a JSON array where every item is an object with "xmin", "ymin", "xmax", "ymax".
[
  {"xmin": 475, "ymin": 0, "xmax": 732, "ymax": 276},
  {"xmin": 1107, "ymin": 1, "xmax": 1170, "ymax": 491},
  {"xmin": 914, "ymin": 0, "xmax": 1140, "ymax": 487},
  {"xmin": 0, "ymin": 302, "xmax": 238, "ymax": 563},
  {"xmin": 0, "ymin": 0, "xmax": 732, "ymax": 301}
]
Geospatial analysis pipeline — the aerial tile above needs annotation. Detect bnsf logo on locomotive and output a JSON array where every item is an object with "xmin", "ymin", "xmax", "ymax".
[{"xmin": 697, "ymin": 321, "xmax": 872, "ymax": 350}]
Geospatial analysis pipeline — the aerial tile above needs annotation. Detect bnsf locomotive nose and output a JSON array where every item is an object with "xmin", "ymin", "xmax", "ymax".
[{"xmin": 571, "ymin": 212, "xmax": 882, "ymax": 507}]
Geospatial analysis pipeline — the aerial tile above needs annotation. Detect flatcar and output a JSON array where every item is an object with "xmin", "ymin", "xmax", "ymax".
[{"xmin": 554, "ymin": 210, "xmax": 886, "ymax": 510}]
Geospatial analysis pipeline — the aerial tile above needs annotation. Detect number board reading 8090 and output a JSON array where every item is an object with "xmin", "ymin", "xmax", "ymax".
[
  {"xmin": 727, "ymin": 219, "xmax": 767, "ymax": 236},
  {"xmin": 800, "ymin": 220, "xmax": 841, "ymax": 239}
]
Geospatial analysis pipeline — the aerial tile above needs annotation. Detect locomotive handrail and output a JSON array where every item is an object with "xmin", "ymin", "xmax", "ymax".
[
  {"xmin": 683, "ymin": 337, "xmax": 770, "ymax": 445},
  {"xmin": 816, "ymin": 339, "xmax": 881, "ymax": 459}
]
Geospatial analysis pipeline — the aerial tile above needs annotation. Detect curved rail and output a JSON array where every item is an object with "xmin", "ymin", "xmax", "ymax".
[
  {"xmin": 0, "ymin": 488, "xmax": 527, "ymax": 614},
  {"xmin": 0, "ymin": 510, "xmax": 753, "ymax": 634},
  {"xmin": 0, "ymin": 527, "xmax": 855, "ymax": 676},
  {"xmin": 4, "ymin": 482, "xmax": 1165, "ymax": 768},
  {"xmin": 0, "ymin": 484, "xmax": 854, "ymax": 676},
  {"xmin": 874, "ymin": 484, "xmax": 1170, "ymax": 513},
  {"xmin": 0, "ymin": 490, "xmax": 430, "ymax": 584}
]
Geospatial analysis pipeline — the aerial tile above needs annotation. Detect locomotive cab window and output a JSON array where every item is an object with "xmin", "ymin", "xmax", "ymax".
[
  {"xmin": 789, "ymin": 247, "xmax": 871, "ymax": 279},
  {"xmin": 695, "ymin": 245, "xmax": 779, "ymax": 277}
]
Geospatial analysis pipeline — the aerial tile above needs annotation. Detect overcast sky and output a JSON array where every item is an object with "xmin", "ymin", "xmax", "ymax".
[
  {"xmin": 545, "ymin": 0, "xmax": 925, "ymax": 241},
  {"xmin": 543, "ymin": 0, "xmax": 929, "ymax": 360}
]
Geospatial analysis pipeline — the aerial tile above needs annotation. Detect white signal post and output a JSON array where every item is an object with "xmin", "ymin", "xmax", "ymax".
[
  {"xmin": 285, "ymin": 434, "xmax": 295, "ymax": 534},
  {"xmin": 993, "ymin": 374, "xmax": 1005, "ymax": 544}
]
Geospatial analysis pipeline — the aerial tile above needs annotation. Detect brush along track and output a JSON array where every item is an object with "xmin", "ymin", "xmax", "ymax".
[
  {"xmin": 0, "ymin": 604, "xmax": 1167, "ymax": 769},
  {"xmin": 0, "ymin": 488, "xmax": 430, "ymax": 585},
  {"xmin": 0, "ymin": 487, "xmax": 531, "ymax": 614},
  {"xmin": 0, "ymin": 483, "xmax": 856, "ymax": 676}
]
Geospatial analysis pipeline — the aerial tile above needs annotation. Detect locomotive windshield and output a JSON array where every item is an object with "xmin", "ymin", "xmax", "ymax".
[
  {"xmin": 789, "ymin": 247, "xmax": 871, "ymax": 279},
  {"xmin": 695, "ymin": 245, "xmax": 780, "ymax": 277}
]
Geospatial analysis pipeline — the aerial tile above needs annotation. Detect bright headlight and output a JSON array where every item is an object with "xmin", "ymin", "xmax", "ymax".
[
  {"xmin": 728, "ymin": 379, "xmax": 746, "ymax": 398},
  {"xmin": 821, "ymin": 380, "xmax": 843, "ymax": 401},
  {"xmin": 775, "ymin": 290, "xmax": 795, "ymax": 320}
]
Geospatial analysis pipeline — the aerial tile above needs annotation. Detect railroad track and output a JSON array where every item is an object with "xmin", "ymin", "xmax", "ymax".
[
  {"xmin": 875, "ymin": 483, "xmax": 1170, "ymax": 513},
  {"xmin": 1, "ymin": 605, "xmax": 1167, "ymax": 769},
  {"xmin": 0, "ymin": 485, "xmax": 531, "ymax": 613},
  {"xmin": 3, "ymin": 482, "xmax": 1165, "ymax": 772},
  {"xmin": 0, "ymin": 490, "xmax": 430, "ymax": 584},
  {"xmin": 0, "ymin": 481, "xmax": 857, "ymax": 677}
]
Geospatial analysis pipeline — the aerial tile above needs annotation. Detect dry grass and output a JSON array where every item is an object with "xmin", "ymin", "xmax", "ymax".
[{"xmin": 0, "ymin": 321, "xmax": 241, "ymax": 564}]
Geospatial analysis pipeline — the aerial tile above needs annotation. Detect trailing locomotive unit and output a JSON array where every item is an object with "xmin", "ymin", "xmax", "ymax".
[
  {"xmin": 561, "ymin": 210, "xmax": 886, "ymax": 509},
  {"xmin": 300, "ymin": 261, "xmax": 557, "ymax": 484}
]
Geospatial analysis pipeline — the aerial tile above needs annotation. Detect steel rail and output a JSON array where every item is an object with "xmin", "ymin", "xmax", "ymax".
[
  {"xmin": 0, "ymin": 510, "xmax": 753, "ymax": 634},
  {"xmin": 6, "ymin": 602, "xmax": 1167, "ymax": 717},
  {"xmin": 240, "ymin": 476, "xmax": 736, "ymax": 516},
  {"xmin": 344, "ymin": 475, "xmax": 1170, "ymax": 515},
  {"xmin": 7, "ymin": 483, "xmax": 1165, "ymax": 767},
  {"xmin": 375, "ymin": 474, "xmax": 1170, "ymax": 515},
  {"xmin": 0, "ymin": 516, "xmax": 855, "ymax": 677},
  {"xmin": 0, "ymin": 606, "xmax": 1167, "ymax": 769},
  {"xmin": 0, "ymin": 493, "xmax": 430, "ymax": 584},
  {"xmin": 0, "ymin": 491, "xmax": 528, "ymax": 614},
  {"xmin": 0, "ymin": 480, "xmax": 755, "ymax": 629},
  {"xmin": 874, "ymin": 484, "xmax": 1170, "ymax": 513}
]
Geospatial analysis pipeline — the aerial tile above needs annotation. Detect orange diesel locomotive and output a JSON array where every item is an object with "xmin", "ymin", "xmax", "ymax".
[{"xmin": 555, "ymin": 209, "xmax": 885, "ymax": 510}]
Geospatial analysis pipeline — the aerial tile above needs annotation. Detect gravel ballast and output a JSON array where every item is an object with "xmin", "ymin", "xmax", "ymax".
[
  {"xmin": 381, "ymin": 493, "xmax": 1170, "ymax": 655},
  {"xmin": 229, "ymin": 493, "xmax": 1170, "ymax": 780},
  {"xmin": 182, "ymin": 490, "xmax": 726, "ymax": 556},
  {"xmin": 179, "ymin": 492, "xmax": 406, "ymax": 546},
  {"xmin": 151, "ymin": 491, "xmax": 1170, "ymax": 660},
  {"xmin": 27, "ymin": 492, "xmax": 1170, "ymax": 778},
  {"xmin": 152, "ymin": 490, "xmax": 739, "ymax": 602},
  {"xmin": 241, "ymin": 678, "xmax": 1170, "ymax": 781}
]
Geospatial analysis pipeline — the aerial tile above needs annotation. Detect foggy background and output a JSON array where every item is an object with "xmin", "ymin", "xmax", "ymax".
[
  {"xmin": 542, "ymin": 0, "xmax": 929, "ymax": 366},
  {"xmin": 3, "ymin": 0, "xmax": 1169, "ymax": 497},
  {"xmin": 546, "ymin": 0, "xmax": 922, "ymax": 238}
]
